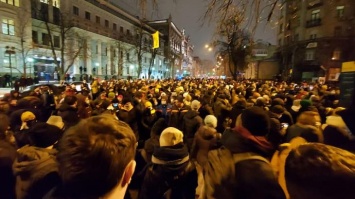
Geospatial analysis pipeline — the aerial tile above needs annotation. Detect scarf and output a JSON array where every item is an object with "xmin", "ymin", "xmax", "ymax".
[{"xmin": 152, "ymin": 143, "xmax": 189, "ymax": 165}]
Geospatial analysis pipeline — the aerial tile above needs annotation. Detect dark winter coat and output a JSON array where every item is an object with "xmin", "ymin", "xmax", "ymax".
[
  {"xmin": 182, "ymin": 110, "xmax": 203, "ymax": 140},
  {"xmin": 0, "ymin": 140, "xmax": 17, "ymax": 199},
  {"xmin": 118, "ymin": 108, "xmax": 139, "ymax": 140},
  {"xmin": 168, "ymin": 105, "xmax": 189, "ymax": 131},
  {"xmin": 139, "ymin": 144, "xmax": 197, "ymax": 199},
  {"xmin": 13, "ymin": 146, "xmax": 60, "ymax": 199},
  {"xmin": 190, "ymin": 126, "xmax": 220, "ymax": 167},
  {"xmin": 203, "ymin": 128, "xmax": 285, "ymax": 199}
]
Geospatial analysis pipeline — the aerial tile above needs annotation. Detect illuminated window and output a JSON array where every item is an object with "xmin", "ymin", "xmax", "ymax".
[
  {"xmin": 336, "ymin": 6, "xmax": 344, "ymax": 18},
  {"xmin": 2, "ymin": 19, "xmax": 15, "ymax": 36},
  {"xmin": 311, "ymin": 9, "xmax": 320, "ymax": 20},
  {"xmin": 1, "ymin": 0, "xmax": 19, "ymax": 6},
  {"xmin": 53, "ymin": 0, "xmax": 60, "ymax": 8},
  {"xmin": 332, "ymin": 49, "xmax": 341, "ymax": 60},
  {"xmin": 305, "ymin": 50, "xmax": 315, "ymax": 61}
]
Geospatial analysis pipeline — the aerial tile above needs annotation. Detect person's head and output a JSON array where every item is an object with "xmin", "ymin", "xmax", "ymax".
[
  {"xmin": 57, "ymin": 115, "xmax": 137, "ymax": 198},
  {"xmin": 190, "ymin": 100, "xmax": 201, "ymax": 111},
  {"xmin": 100, "ymin": 92, "xmax": 107, "ymax": 99},
  {"xmin": 160, "ymin": 95, "xmax": 168, "ymax": 105},
  {"xmin": 176, "ymin": 96, "xmax": 184, "ymax": 108},
  {"xmin": 21, "ymin": 111, "xmax": 37, "ymax": 129},
  {"xmin": 204, "ymin": 115, "xmax": 217, "ymax": 128},
  {"xmin": 285, "ymin": 143, "xmax": 355, "ymax": 199},
  {"xmin": 29, "ymin": 122, "xmax": 62, "ymax": 148},
  {"xmin": 122, "ymin": 98, "xmax": 133, "ymax": 111},
  {"xmin": 64, "ymin": 95, "xmax": 78, "ymax": 107},
  {"xmin": 238, "ymin": 106, "xmax": 271, "ymax": 136}
]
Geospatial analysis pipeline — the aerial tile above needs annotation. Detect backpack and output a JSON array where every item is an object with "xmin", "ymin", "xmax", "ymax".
[{"xmin": 203, "ymin": 147, "xmax": 271, "ymax": 199}]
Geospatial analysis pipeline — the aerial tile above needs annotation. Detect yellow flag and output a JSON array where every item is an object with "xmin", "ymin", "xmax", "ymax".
[{"xmin": 152, "ymin": 31, "xmax": 159, "ymax": 49}]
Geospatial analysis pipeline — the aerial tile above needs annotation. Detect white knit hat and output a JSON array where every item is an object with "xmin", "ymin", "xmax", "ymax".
[
  {"xmin": 204, "ymin": 115, "xmax": 218, "ymax": 128},
  {"xmin": 159, "ymin": 127, "xmax": 184, "ymax": 147}
]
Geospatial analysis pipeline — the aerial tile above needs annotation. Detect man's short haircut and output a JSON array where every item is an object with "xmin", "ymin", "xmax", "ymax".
[
  {"xmin": 57, "ymin": 115, "xmax": 137, "ymax": 198},
  {"xmin": 285, "ymin": 143, "xmax": 355, "ymax": 199},
  {"xmin": 64, "ymin": 95, "xmax": 77, "ymax": 106}
]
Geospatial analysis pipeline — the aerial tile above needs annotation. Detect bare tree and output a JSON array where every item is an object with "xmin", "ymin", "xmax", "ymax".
[
  {"xmin": 113, "ymin": 40, "xmax": 125, "ymax": 77},
  {"xmin": 148, "ymin": 48, "xmax": 158, "ymax": 79},
  {"xmin": 130, "ymin": 20, "xmax": 155, "ymax": 78},
  {"xmin": 213, "ymin": 6, "xmax": 252, "ymax": 80},
  {"xmin": 31, "ymin": 0, "xmax": 84, "ymax": 81},
  {"xmin": 15, "ymin": 6, "xmax": 35, "ymax": 77},
  {"xmin": 204, "ymin": 0, "xmax": 286, "ymax": 35}
]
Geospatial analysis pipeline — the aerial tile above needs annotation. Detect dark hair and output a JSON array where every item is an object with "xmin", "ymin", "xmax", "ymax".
[
  {"xmin": 285, "ymin": 143, "xmax": 355, "ymax": 199},
  {"xmin": 64, "ymin": 95, "xmax": 77, "ymax": 106},
  {"xmin": 57, "ymin": 115, "xmax": 137, "ymax": 198}
]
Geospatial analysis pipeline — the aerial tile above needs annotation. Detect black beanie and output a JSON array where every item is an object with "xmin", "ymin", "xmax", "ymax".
[
  {"xmin": 241, "ymin": 106, "xmax": 271, "ymax": 136},
  {"xmin": 29, "ymin": 122, "xmax": 62, "ymax": 148},
  {"xmin": 151, "ymin": 118, "xmax": 168, "ymax": 136}
]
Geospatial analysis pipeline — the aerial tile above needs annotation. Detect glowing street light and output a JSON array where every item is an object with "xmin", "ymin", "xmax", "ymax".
[{"xmin": 205, "ymin": 44, "xmax": 209, "ymax": 48}]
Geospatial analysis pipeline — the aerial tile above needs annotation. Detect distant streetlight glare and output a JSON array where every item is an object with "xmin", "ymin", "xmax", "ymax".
[
  {"xmin": 208, "ymin": 47, "xmax": 212, "ymax": 51},
  {"xmin": 205, "ymin": 44, "xmax": 209, "ymax": 48}
]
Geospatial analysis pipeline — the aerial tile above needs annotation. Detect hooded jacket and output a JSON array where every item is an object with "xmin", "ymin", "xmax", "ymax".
[
  {"xmin": 13, "ymin": 145, "xmax": 59, "ymax": 199},
  {"xmin": 203, "ymin": 127, "xmax": 285, "ymax": 199},
  {"xmin": 139, "ymin": 143, "xmax": 197, "ymax": 199},
  {"xmin": 182, "ymin": 110, "xmax": 203, "ymax": 140}
]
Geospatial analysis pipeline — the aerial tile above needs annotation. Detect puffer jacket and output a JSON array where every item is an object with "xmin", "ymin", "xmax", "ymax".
[{"xmin": 13, "ymin": 145, "xmax": 59, "ymax": 199}]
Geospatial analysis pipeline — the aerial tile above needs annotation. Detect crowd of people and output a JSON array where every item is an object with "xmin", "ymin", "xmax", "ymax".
[{"xmin": 0, "ymin": 77, "xmax": 355, "ymax": 199}]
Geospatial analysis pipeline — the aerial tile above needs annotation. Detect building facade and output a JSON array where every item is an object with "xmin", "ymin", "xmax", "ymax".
[
  {"xmin": 278, "ymin": 0, "xmax": 355, "ymax": 81},
  {"xmin": 0, "ymin": 0, "xmax": 173, "ymax": 80},
  {"xmin": 245, "ymin": 41, "xmax": 280, "ymax": 80},
  {"xmin": 148, "ymin": 15, "xmax": 183, "ymax": 78}
]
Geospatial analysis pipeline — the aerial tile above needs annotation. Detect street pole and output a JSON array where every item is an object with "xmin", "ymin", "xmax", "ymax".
[
  {"xmin": 5, "ymin": 46, "xmax": 16, "ymax": 88},
  {"xmin": 9, "ymin": 54, "xmax": 12, "ymax": 88}
]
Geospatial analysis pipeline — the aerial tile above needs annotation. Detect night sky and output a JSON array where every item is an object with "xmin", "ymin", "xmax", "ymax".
[{"xmin": 110, "ymin": 0, "xmax": 277, "ymax": 60}]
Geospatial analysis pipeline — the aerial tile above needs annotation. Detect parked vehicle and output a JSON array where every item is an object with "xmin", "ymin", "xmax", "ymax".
[{"xmin": 20, "ymin": 84, "xmax": 66, "ymax": 97}]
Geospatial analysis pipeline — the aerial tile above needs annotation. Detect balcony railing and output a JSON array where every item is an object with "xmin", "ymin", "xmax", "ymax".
[{"xmin": 306, "ymin": 18, "xmax": 322, "ymax": 28}]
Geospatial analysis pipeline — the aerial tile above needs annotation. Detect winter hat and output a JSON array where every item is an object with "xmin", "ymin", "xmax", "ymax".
[
  {"xmin": 204, "ymin": 115, "xmax": 217, "ymax": 128},
  {"xmin": 152, "ymin": 127, "xmax": 189, "ymax": 165},
  {"xmin": 271, "ymin": 98, "xmax": 285, "ymax": 107},
  {"xmin": 108, "ymin": 92, "xmax": 115, "ymax": 99},
  {"xmin": 145, "ymin": 101, "xmax": 153, "ymax": 109},
  {"xmin": 159, "ymin": 127, "xmax": 184, "ymax": 147},
  {"xmin": 29, "ymin": 122, "xmax": 62, "ymax": 148},
  {"xmin": 177, "ymin": 95, "xmax": 184, "ymax": 103},
  {"xmin": 300, "ymin": 99, "xmax": 312, "ymax": 108},
  {"xmin": 151, "ymin": 118, "xmax": 168, "ymax": 136},
  {"xmin": 21, "ymin": 111, "xmax": 36, "ymax": 122},
  {"xmin": 291, "ymin": 99, "xmax": 301, "ymax": 112},
  {"xmin": 47, "ymin": 116, "xmax": 65, "ymax": 130},
  {"xmin": 271, "ymin": 105, "xmax": 285, "ymax": 114},
  {"xmin": 241, "ymin": 106, "xmax": 271, "ymax": 136},
  {"xmin": 191, "ymin": 100, "xmax": 201, "ymax": 111}
]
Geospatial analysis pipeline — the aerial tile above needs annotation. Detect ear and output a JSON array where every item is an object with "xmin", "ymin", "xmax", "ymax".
[{"xmin": 121, "ymin": 160, "xmax": 136, "ymax": 187}]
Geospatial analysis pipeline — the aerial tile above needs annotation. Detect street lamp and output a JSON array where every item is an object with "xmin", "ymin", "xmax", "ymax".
[{"xmin": 5, "ymin": 46, "xmax": 16, "ymax": 88}]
